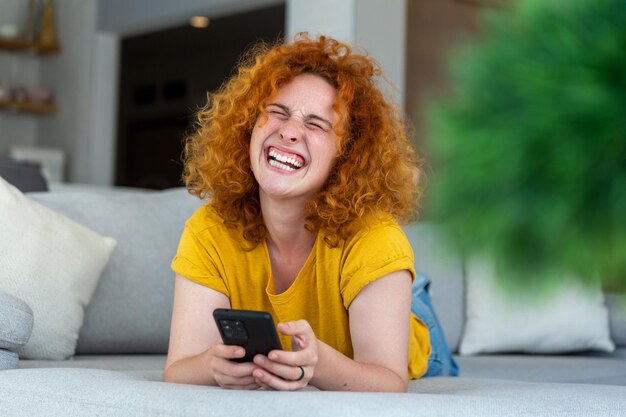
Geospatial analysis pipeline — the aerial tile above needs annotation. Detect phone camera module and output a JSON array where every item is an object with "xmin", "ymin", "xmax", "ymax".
[{"xmin": 220, "ymin": 319, "xmax": 248, "ymax": 340}]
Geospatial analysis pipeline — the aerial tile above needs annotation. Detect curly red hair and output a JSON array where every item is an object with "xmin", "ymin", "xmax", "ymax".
[{"xmin": 183, "ymin": 34, "xmax": 423, "ymax": 247}]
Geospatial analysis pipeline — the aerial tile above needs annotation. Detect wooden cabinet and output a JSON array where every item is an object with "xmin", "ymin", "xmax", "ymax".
[{"xmin": 0, "ymin": 37, "xmax": 60, "ymax": 115}]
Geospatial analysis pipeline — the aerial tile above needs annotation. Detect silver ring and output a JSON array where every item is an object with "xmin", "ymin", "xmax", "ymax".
[{"xmin": 295, "ymin": 365, "xmax": 305, "ymax": 381}]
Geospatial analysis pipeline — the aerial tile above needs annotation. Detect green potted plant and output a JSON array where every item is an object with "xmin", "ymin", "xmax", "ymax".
[{"xmin": 426, "ymin": 0, "xmax": 626, "ymax": 292}]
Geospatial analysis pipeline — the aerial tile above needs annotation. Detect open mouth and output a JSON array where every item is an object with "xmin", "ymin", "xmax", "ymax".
[{"xmin": 267, "ymin": 147, "xmax": 304, "ymax": 172}]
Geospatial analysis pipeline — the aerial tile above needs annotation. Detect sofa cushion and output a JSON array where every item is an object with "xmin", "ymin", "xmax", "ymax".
[
  {"xmin": 402, "ymin": 223, "xmax": 464, "ymax": 353},
  {"xmin": 455, "ymin": 348, "xmax": 626, "ymax": 386},
  {"xmin": 607, "ymin": 293, "xmax": 626, "ymax": 347},
  {"xmin": 460, "ymin": 257, "xmax": 614, "ymax": 355},
  {"xmin": 0, "ymin": 160, "xmax": 48, "ymax": 192},
  {"xmin": 0, "ymin": 291, "xmax": 33, "ymax": 351},
  {"xmin": 1, "ymin": 368, "xmax": 626, "ymax": 416},
  {"xmin": 0, "ymin": 178, "xmax": 117, "ymax": 360},
  {"xmin": 29, "ymin": 188, "xmax": 202, "ymax": 354},
  {"xmin": 19, "ymin": 354, "xmax": 166, "ymax": 372}
]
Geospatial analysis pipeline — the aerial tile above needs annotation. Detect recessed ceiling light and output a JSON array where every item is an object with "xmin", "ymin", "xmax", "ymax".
[{"xmin": 190, "ymin": 16, "xmax": 210, "ymax": 28}]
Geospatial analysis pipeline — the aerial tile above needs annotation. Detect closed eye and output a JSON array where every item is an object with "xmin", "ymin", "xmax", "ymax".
[
  {"xmin": 266, "ymin": 104, "xmax": 289, "ymax": 119},
  {"xmin": 268, "ymin": 110, "xmax": 288, "ymax": 119},
  {"xmin": 305, "ymin": 115, "xmax": 331, "ymax": 132},
  {"xmin": 266, "ymin": 103, "xmax": 332, "ymax": 131},
  {"xmin": 306, "ymin": 121, "xmax": 325, "ymax": 131}
]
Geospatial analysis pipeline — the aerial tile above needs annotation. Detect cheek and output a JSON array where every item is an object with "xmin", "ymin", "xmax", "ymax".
[
  {"xmin": 319, "ymin": 136, "xmax": 341, "ymax": 164},
  {"xmin": 249, "ymin": 135, "xmax": 262, "ymax": 172},
  {"xmin": 310, "ymin": 145, "xmax": 338, "ymax": 174},
  {"xmin": 253, "ymin": 114, "xmax": 275, "ymax": 132},
  {"xmin": 250, "ymin": 117, "xmax": 276, "ymax": 146},
  {"xmin": 250, "ymin": 124, "xmax": 265, "ymax": 151}
]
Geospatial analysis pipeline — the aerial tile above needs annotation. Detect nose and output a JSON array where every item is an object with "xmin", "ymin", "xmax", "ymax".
[{"xmin": 278, "ymin": 119, "xmax": 303, "ymax": 143}]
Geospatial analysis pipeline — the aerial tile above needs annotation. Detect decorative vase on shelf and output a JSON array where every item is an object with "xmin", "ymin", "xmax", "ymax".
[
  {"xmin": 37, "ymin": 0, "xmax": 58, "ymax": 49},
  {"xmin": 21, "ymin": 0, "xmax": 36, "ymax": 44}
]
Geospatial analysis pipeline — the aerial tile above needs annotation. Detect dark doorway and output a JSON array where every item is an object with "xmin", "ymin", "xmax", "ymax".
[{"xmin": 115, "ymin": 5, "xmax": 285, "ymax": 189}]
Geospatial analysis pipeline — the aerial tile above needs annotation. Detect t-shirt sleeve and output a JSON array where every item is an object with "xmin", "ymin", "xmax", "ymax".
[
  {"xmin": 340, "ymin": 221, "xmax": 415, "ymax": 310},
  {"xmin": 171, "ymin": 208, "xmax": 230, "ymax": 297}
]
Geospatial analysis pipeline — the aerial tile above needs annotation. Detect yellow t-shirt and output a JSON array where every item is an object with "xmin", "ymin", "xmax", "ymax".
[{"xmin": 171, "ymin": 205, "xmax": 431, "ymax": 379}]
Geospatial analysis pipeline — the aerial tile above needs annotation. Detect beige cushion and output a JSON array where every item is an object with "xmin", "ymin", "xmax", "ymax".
[
  {"xmin": 0, "ymin": 177, "xmax": 116, "ymax": 359},
  {"xmin": 460, "ymin": 257, "xmax": 615, "ymax": 355}
]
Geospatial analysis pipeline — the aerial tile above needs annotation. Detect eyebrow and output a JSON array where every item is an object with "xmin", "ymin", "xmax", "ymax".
[{"xmin": 267, "ymin": 103, "xmax": 333, "ymax": 129}]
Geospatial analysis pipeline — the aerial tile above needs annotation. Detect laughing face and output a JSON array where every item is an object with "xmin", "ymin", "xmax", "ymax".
[{"xmin": 250, "ymin": 73, "xmax": 341, "ymax": 203}]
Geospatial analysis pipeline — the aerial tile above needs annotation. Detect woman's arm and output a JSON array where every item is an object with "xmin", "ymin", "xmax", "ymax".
[
  {"xmin": 252, "ymin": 270, "xmax": 412, "ymax": 392},
  {"xmin": 163, "ymin": 274, "xmax": 260, "ymax": 389},
  {"xmin": 316, "ymin": 269, "xmax": 412, "ymax": 391}
]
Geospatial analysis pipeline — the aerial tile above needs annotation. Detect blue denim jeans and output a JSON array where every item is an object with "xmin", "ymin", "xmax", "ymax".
[{"xmin": 411, "ymin": 272, "xmax": 459, "ymax": 377}]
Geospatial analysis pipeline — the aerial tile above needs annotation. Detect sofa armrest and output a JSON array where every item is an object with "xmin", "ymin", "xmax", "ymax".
[
  {"xmin": 0, "ymin": 160, "xmax": 48, "ymax": 193},
  {"xmin": 0, "ymin": 290, "xmax": 34, "ymax": 369}
]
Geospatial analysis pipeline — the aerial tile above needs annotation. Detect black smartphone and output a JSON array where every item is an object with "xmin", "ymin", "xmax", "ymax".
[{"xmin": 213, "ymin": 308, "xmax": 283, "ymax": 362}]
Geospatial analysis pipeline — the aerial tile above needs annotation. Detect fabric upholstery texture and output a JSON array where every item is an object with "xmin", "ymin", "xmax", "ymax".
[
  {"xmin": 0, "ymin": 349, "xmax": 18, "ymax": 370},
  {"xmin": 460, "ymin": 256, "xmax": 615, "ymax": 355},
  {"xmin": 0, "ymin": 290, "xmax": 33, "ymax": 350},
  {"xmin": 19, "ymin": 354, "xmax": 166, "ymax": 371},
  {"xmin": 1, "ymin": 368, "xmax": 625, "ymax": 417},
  {"xmin": 29, "ymin": 188, "xmax": 202, "ymax": 354},
  {"xmin": 0, "ymin": 178, "xmax": 116, "ymax": 360},
  {"xmin": 456, "ymin": 348, "xmax": 626, "ymax": 386}
]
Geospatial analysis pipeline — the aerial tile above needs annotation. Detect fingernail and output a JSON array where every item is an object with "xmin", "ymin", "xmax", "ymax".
[{"xmin": 269, "ymin": 352, "xmax": 277, "ymax": 360}]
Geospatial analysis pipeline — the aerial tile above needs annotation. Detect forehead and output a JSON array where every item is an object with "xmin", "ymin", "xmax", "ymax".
[{"xmin": 271, "ymin": 73, "xmax": 338, "ymax": 115}]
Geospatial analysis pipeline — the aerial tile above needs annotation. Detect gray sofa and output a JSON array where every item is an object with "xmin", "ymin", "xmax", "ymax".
[{"xmin": 1, "ymin": 186, "xmax": 626, "ymax": 416}]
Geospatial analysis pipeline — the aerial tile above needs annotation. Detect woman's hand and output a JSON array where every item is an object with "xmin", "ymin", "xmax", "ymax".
[
  {"xmin": 251, "ymin": 320, "xmax": 318, "ymax": 390},
  {"xmin": 165, "ymin": 275, "xmax": 266, "ymax": 390},
  {"xmin": 207, "ymin": 343, "xmax": 262, "ymax": 390}
]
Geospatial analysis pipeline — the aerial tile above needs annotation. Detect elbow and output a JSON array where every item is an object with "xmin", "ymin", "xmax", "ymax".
[
  {"xmin": 390, "ymin": 377, "xmax": 408, "ymax": 393},
  {"xmin": 375, "ymin": 370, "xmax": 408, "ymax": 393},
  {"xmin": 388, "ymin": 369, "xmax": 409, "ymax": 392},
  {"xmin": 162, "ymin": 366, "xmax": 175, "ymax": 383},
  {"xmin": 163, "ymin": 363, "xmax": 184, "ymax": 384}
]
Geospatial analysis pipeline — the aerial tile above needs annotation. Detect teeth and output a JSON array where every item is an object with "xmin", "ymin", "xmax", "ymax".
[
  {"xmin": 268, "ymin": 148, "xmax": 303, "ymax": 168},
  {"xmin": 269, "ymin": 159, "xmax": 295, "ymax": 171}
]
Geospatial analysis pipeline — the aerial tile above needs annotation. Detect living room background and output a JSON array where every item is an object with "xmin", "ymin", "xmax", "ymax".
[{"xmin": 0, "ymin": 0, "xmax": 481, "ymax": 187}]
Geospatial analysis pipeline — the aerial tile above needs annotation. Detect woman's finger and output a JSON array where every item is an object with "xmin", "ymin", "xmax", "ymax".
[
  {"xmin": 252, "ymin": 366, "xmax": 308, "ymax": 391},
  {"xmin": 211, "ymin": 345, "xmax": 261, "ymax": 388},
  {"xmin": 212, "ymin": 343, "xmax": 246, "ymax": 361},
  {"xmin": 253, "ymin": 354, "xmax": 307, "ymax": 381}
]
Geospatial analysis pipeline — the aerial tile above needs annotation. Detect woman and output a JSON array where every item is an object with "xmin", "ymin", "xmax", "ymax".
[{"xmin": 164, "ymin": 34, "xmax": 457, "ymax": 392}]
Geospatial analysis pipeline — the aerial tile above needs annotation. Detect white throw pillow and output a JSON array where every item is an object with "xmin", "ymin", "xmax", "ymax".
[
  {"xmin": 0, "ymin": 178, "xmax": 116, "ymax": 359},
  {"xmin": 460, "ymin": 257, "xmax": 615, "ymax": 355}
]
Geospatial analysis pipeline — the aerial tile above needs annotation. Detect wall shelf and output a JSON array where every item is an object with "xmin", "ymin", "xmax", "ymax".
[
  {"xmin": 0, "ymin": 37, "xmax": 60, "ymax": 115},
  {"xmin": 0, "ymin": 100, "xmax": 58, "ymax": 114},
  {"xmin": 0, "ymin": 37, "xmax": 61, "ymax": 55}
]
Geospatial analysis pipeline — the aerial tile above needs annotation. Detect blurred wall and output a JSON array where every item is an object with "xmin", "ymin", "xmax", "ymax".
[
  {"xmin": 405, "ymin": 0, "xmax": 481, "ymax": 152},
  {"xmin": 287, "ymin": 0, "xmax": 406, "ymax": 109}
]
